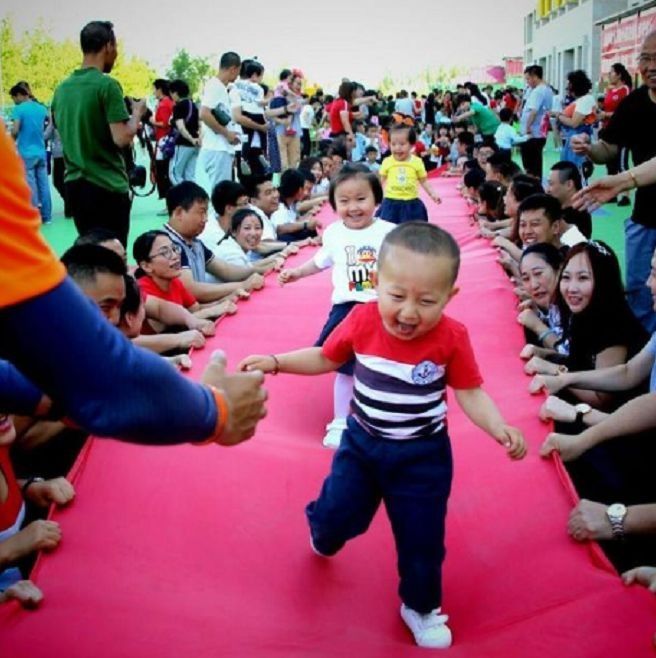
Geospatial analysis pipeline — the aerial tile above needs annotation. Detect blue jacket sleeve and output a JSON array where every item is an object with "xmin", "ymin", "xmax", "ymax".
[
  {"xmin": 0, "ymin": 360, "xmax": 42, "ymax": 416},
  {"xmin": 0, "ymin": 278, "xmax": 218, "ymax": 445}
]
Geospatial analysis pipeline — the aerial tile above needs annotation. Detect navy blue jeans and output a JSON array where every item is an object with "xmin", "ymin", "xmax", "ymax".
[{"xmin": 306, "ymin": 416, "xmax": 453, "ymax": 613}]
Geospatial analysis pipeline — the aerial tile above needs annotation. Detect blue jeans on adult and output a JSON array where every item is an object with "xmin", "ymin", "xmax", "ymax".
[
  {"xmin": 625, "ymin": 218, "xmax": 656, "ymax": 333},
  {"xmin": 22, "ymin": 155, "xmax": 52, "ymax": 222}
]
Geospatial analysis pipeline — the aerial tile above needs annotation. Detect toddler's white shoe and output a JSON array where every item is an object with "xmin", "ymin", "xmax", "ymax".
[
  {"xmin": 400, "ymin": 604, "xmax": 452, "ymax": 649},
  {"xmin": 322, "ymin": 419, "xmax": 346, "ymax": 449}
]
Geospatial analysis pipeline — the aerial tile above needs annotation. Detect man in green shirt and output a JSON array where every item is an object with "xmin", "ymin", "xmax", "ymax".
[
  {"xmin": 454, "ymin": 94, "xmax": 501, "ymax": 145},
  {"xmin": 52, "ymin": 21, "xmax": 146, "ymax": 246}
]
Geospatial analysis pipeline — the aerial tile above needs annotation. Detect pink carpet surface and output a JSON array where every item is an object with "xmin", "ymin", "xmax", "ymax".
[{"xmin": 1, "ymin": 179, "xmax": 654, "ymax": 657}]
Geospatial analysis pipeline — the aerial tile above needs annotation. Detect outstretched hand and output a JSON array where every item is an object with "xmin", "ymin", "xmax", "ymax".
[{"xmin": 572, "ymin": 175, "xmax": 631, "ymax": 212}]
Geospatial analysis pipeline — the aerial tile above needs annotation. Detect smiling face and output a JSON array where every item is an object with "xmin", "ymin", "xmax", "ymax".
[
  {"xmin": 560, "ymin": 252, "xmax": 594, "ymax": 314},
  {"xmin": 638, "ymin": 33, "xmax": 656, "ymax": 91},
  {"xmin": 0, "ymin": 415, "xmax": 16, "ymax": 447},
  {"xmin": 520, "ymin": 253, "xmax": 559, "ymax": 309},
  {"xmin": 252, "ymin": 181, "xmax": 279, "ymax": 216},
  {"xmin": 333, "ymin": 176, "xmax": 376, "ymax": 230},
  {"xmin": 233, "ymin": 213, "xmax": 263, "ymax": 252},
  {"xmin": 377, "ymin": 245, "xmax": 458, "ymax": 341},
  {"xmin": 140, "ymin": 235, "xmax": 183, "ymax": 282},
  {"xmin": 518, "ymin": 209, "xmax": 560, "ymax": 247}
]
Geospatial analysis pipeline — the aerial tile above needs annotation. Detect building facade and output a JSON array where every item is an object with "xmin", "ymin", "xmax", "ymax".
[{"xmin": 524, "ymin": 0, "xmax": 655, "ymax": 92}]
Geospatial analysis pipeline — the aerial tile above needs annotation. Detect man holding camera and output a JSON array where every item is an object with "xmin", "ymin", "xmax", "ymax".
[
  {"xmin": 52, "ymin": 21, "xmax": 146, "ymax": 247},
  {"xmin": 197, "ymin": 52, "xmax": 242, "ymax": 192}
]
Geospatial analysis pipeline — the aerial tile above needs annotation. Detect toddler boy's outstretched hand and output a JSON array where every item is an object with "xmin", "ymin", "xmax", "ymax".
[{"xmin": 493, "ymin": 425, "xmax": 527, "ymax": 460}]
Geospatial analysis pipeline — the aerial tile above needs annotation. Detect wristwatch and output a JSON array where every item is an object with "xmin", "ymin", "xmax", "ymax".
[
  {"xmin": 606, "ymin": 503, "xmax": 628, "ymax": 539},
  {"xmin": 574, "ymin": 403, "xmax": 592, "ymax": 423}
]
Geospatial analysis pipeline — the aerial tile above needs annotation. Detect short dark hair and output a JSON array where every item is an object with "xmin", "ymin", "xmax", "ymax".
[
  {"xmin": 153, "ymin": 79, "xmax": 170, "ymax": 96},
  {"xmin": 80, "ymin": 21, "xmax": 115, "ymax": 54},
  {"xmin": 463, "ymin": 168, "xmax": 486, "ymax": 191},
  {"xmin": 524, "ymin": 65, "xmax": 543, "ymax": 79},
  {"xmin": 379, "ymin": 222, "xmax": 461, "ymax": 285},
  {"xmin": 458, "ymin": 131, "xmax": 475, "ymax": 148},
  {"xmin": 551, "ymin": 161, "xmax": 583, "ymax": 191},
  {"xmin": 478, "ymin": 181, "xmax": 506, "ymax": 210},
  {"xmin": 211, "ymin": 180, "xmax": 247, "ymax": 216},
  {"xmin": 499, "ymin": 107, "xmax": 513, "ymax": 123},
  {"xmin": 74, "ymin": 228, "xmax": 121, "ymax": 247},
  {"xmin": 510, "ymin": 174, "xmax": 544, "ymax": 203},
  {"xmin": 299, "ymin": 168, "xmax": 316, "ymax": 185},
  {"xmin": 487, "ymin": 153, "xmax": 521, "ymax": 180},
  {"xmin": 455, "ymin": 94, "xmax": 471, "ymax": 109},
  {"xmin": 169, "ymin": 79, "xmax": 190, "ymax": 98},
  {"xmin": 166, "ymin": 181, "xmax": 209, "ymax": 215},
  {"xmin": 241, "ymin": 59, "xmax": 264, "ymax": 78},
  {"xmin": 364, "ymin": 145, "xmax": 378, "ymax": 155},
  {"xmin": 279, "ymin": 69, "xmax": 292, "ymax": 81},
  {"xmin": 61, "ymin": 244, "xmax": 127, "ymax": 284},
  {"xmin": 244, "ymin": 174, "xmax": 273, "ymax": 199},
  {"xmin": 219, "ymin": 51, "xmax": 241, "ymax": 70},
  {"xmin": 389, "ymin": 123, "xmax": 417, "ymax": 145},
  {"xmin": 517, "ymin": 193, "xmax": 562, "ymax": 224},
  {"xmin": 278, "ymin": 169, "xmax": 306, "ymax": 202},
  {"xmin": 328, "ymin": 164, "xmax": 383, "ymax": 210}
]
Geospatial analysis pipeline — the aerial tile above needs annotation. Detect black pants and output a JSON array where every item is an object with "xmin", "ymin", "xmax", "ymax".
[
  {"xmin": 307, "ymin": 417, "xmax": 453, "ymax": 613},
  {"xmin": 301, "ymin": 128, "xmax": 312, "ymax": 158},
  {"xmin": 520, "ymin": 137, "xmax": 546, "ymax": 179},
  {"xmin": 67, "ymin": 179, "xmax": 132, "ymax": 246},
  {"xmin": 52, "ymin": 157, "xmax": 71, "ymax": 217},
  {"xmin": 155, "ymin": 158, "xmax": 172, "ymax": 200}
]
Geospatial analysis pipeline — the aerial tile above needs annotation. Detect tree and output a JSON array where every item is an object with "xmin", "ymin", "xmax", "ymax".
[
  {"xmin": 166, "ymin": 49, "xmax": 213, "ymax": 98},
  {"xmin": 0, "ymin": 16, "xmax": 155, "ymax": 106}
]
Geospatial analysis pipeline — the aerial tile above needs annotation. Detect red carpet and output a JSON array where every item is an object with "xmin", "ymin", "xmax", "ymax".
[{"xmin": 1, "ymin": 179, "xmax": 654, "ymax": 657}]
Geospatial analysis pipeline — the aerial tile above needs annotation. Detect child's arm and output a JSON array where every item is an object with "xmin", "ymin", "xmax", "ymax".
[
  {"xmin": 278, "ymin": 257, "xmax": 323, "ymax": 285},
  {"xmin": 239, "ymin": 347, "xmax": 341, "ymax": 376},
  {"xmin": 454, "ymin": 387, "xmax": 527, "ymax": 459},
  {"xmin": 419, "ymin": 178, "xmax": 442, "ymax": 204}
]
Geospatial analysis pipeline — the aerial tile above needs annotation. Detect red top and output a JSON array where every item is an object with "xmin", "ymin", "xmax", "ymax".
[
  {"xmin": 602, "ymin": 85, "xmax": 630, "ymax": 128},
  {"xmin": 155, "ymin": 96, "xmax": 175, "ymax": 142},
  {"xmin": 0, "ymin": 446, "xmax": 23, "ymax": 532},
  {"xmin": 329, "ymin": 98, "xmax": 352, "ymax": 134},
  {"xmin": 138, "ymin": 276, "xmax": 197, "ymax": 308}
]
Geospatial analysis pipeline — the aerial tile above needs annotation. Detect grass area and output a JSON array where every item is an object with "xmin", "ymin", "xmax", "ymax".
[{"xmin": 41, "ymin": 146, "xmax": 630, "ymax": 274}]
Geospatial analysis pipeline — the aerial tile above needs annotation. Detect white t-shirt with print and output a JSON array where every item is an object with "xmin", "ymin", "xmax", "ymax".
[
  {"xmin": 200, "ymin": 77, "xmax": 236, "ymax": 153},
  {"xmin": 313, "ymin": 219, "xmax": 395, "ymax": 304}
]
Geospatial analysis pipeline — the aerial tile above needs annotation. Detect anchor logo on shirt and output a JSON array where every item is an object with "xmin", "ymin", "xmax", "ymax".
[{"xmin": 411, "ymin": 360, "xmax": 443, "ymax": 385}]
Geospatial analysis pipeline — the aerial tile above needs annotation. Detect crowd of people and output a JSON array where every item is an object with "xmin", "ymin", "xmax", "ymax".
[{"xmin": 3, "ymin": 17, "xmax": 656, "ymax": 650}]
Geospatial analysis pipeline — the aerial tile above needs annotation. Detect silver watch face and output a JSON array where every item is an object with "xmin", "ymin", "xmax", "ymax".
[
  {"xmin": 607, "ymin": 503, "xmax": 627, "ymax": 520},
  {"xmin": 575, "ymin": 403, "xmax": 592, "ymax": 415}
]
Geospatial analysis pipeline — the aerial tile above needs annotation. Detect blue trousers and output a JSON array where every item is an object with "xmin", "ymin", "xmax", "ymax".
[
  {"xmin": 306, "ymin": 416, "xmax": 453, "ymax": 613},
  {"xmin": 22, "ymin": 155, "xmax": 52, "ymax": 221},
  {"xmin": 625, "ymin": 218, "xmax": 656, "ymax": 333}
]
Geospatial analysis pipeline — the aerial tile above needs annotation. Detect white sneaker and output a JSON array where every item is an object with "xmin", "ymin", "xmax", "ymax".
[
  {"xmin": 322, "ymin": 419, "xmax": 346, "ymax": 449},
  {"xmin": 400, "ymin": 604, "xmax": 452, "ymax": 649}
]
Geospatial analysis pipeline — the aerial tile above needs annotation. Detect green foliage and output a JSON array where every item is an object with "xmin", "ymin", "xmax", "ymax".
[
  {"xmin": 378, "ymin": 65, "xmax": 468, "ymax": 95},
  {"xmin": 0, "ymin": 16, "xmax": 156, "ymax": 106},
  {"xmin": 166, "ymin": 49, "xmax": 213, "ymax": 98}
]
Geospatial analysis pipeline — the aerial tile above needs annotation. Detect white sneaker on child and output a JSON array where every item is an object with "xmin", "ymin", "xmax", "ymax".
[
  {"xmin": 322, "ymin": 418, "xmax": 346, "ymax": 449},
  {"xmin": 400, "ymin": 604, "xmax": 452, "ymax": 649}
]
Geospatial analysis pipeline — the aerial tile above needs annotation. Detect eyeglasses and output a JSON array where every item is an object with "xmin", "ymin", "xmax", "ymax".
[{"xmin": 149, "ymin": 243, "xmax": 182, "ymax": 260}]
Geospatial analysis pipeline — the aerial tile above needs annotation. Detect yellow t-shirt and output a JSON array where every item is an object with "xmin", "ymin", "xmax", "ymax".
[{"xmin": 379, "ymin": 155, "xmax": 427, "ymax": 201}]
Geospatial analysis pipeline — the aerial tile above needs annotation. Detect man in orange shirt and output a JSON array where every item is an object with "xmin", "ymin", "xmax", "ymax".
[{"xmin": 0, "ymin": 124, "xmax": 266, "ymax": 446}]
